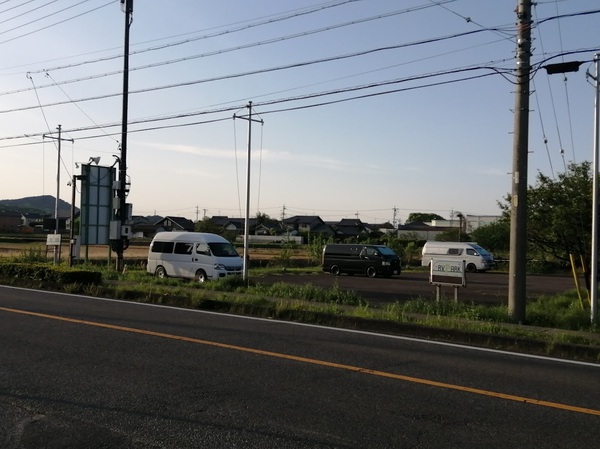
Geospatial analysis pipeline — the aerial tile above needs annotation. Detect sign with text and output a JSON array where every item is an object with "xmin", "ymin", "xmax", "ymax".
[
  {"xmin": 46, "ymin": 234, "xmax": 62, "ymax": 246},
  {"xmin": 430, "ymin": 259, "xmax": 466, "ymax": 287}
]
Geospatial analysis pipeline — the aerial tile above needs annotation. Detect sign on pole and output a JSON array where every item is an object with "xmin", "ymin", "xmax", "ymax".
[
  {"xmin": 429, "ymin": 259, "xmax": 466, "ymax": 302},
  {"xmin": 46, "ymin": 234, "xmax": 62, "ymax": 246},
  {"xmin": 80, "ymin": 164, "xmax": 115, "ymax": 245}
]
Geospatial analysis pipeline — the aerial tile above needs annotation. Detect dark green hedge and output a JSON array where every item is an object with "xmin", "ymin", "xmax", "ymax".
[{"xmin": 0, "ymin": 263, "xmax": 102, "ymax": 285}]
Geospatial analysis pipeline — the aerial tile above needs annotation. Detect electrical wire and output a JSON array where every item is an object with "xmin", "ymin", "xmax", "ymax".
[
  {"xmin": 0, "ymin": 65, "xmax": 511, "ymax": 145},
  {"xmin": 0, "ymin": 4, "xmax": 482, "ymax": 98},
  {"xmin": 532, "ymin": 2, "xmax": 565, "ymax": 173},
  {"xmin": 0, "ymin": 0, "xmax": 112, "ymax": 45},
  {"xmin": 0, "ymin": 0, "xmax": 60, "ymax": 27},
  {"xmin": 19, "ymin": 1, "xmax": 456, "ymax": 77}
]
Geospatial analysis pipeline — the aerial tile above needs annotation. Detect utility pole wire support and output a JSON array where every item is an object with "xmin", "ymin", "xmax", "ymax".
[
  {"xmin": 43, "ymin": 124, "xmax": 73, "ymax": 265},
  {"xmin": 233, "ymin": 101, "xmax": 264, "ymax": 284}
]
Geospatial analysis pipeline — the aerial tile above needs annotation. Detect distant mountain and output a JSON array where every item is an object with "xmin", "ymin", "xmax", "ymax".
[{"xmin": 0, "ymin": 195, "xmax": 73, "ymax": 216}]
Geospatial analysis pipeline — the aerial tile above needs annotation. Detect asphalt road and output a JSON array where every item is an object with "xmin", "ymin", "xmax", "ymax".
[
  {"xmin": 255, "ymin": 271, "xmax": 579, "ymax": 305},
  {"xmin": 1, "ymin": 286, "xmax": 599, "ymax": 448}
]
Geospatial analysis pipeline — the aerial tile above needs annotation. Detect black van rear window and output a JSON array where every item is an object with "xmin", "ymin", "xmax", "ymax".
[{"xmin": 174, "ymin": 242, "xmax": 193, "ymax": 254}]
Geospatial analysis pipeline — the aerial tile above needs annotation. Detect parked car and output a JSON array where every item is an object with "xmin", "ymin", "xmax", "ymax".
[
  {"xmin": 147, "ymin": 232, "xmax": 242, "ymax": 282},
  {"xmin": 421, "ymin": 241, "xmax": 494, "ymax": 273},
  {"xmin": 322, "ymin": 244, "xmax": 401, "ymax": 278}
]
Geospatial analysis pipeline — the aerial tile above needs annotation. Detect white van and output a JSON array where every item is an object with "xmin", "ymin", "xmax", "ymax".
[
  {"xmin": 147, "ymin": 232, "xmax": 243, "ymax": 282},
  {"xmin": 421, "ymin": 241, "xmax": 494, "ymax": 273}
]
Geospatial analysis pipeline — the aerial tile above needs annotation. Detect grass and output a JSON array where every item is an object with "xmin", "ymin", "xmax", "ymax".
[{"xmin": 1, "ymin": 259, "xmax": 599, "ymax": 359}]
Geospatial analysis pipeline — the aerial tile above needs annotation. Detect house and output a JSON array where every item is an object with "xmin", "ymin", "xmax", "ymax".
[
  {"xmin": 154, "ymin": 216, "xmax": 195, "ymax": 233},
  {"xmin": 331, "ymin": 218, "xmax": 373, "ymax": 239},
  {"xmin": 210, "ymin": 216, "xmax": 247, "ymax": 234},
  {"xmin": 283, "ymin": 215, "xmax": 335, "ymax": 237},
  {"xmin": 0, "ymin": 210, "xmax": 22, "ymax": 232},
  {"xmin": 21, "ymin": 212, "xmax": 46, "ymax": 228},
  {"xmin": 131, "ymin": 216, "xmax": 161, "ymax": 238},
  {"xmin": 429, "ymin": 214, "xmax": 501, "ymax": 233},
  {"xmin": 373, "ymin": 221, "xmax": 396, "ymax": 235},
  {"xmin": 397, "ymin": 221, "xmax": 455, "ymax": 240}
]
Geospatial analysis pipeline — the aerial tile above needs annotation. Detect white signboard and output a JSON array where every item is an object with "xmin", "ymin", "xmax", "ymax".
[
  {"xmin": 46, "ymin": 234, "xmax": 62, "ymax": 246},
  {"xmin": 430, "ymin": 259, "xmax": 466, "ymax": 287}
]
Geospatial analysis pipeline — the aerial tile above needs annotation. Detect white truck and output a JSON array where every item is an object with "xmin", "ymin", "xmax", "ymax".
[
  {"xmin": 421, "ymin": 241, "xmax": 494, "ymax": 273},
  {"xmin": 147, "ymin": 232, "xmax": 242, "ymax": 282}
]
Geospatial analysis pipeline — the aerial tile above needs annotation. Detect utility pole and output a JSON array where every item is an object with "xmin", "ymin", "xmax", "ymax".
[
  {"xmin": 114, "ymin": 0, "xmax": 133, "ymax": 272},
  {"xmin": 591, "ymin": 54, "xmax": 600, "ymax": 324},
  {"xmin": 508, "ymin": 0, "xmax": 532, "ymax": 322},
  {"xmin": 233, "ymin": 101, "xmax": 264, "ymax": 284},
  {"xmin": 43, "ymin": 124, "xmax": 73, "ymax": 265}
]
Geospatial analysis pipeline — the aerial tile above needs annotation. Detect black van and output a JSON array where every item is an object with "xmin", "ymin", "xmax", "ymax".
[{"xmin": 322, "ymin": 244, "xmax": 401, "ymax": 278}]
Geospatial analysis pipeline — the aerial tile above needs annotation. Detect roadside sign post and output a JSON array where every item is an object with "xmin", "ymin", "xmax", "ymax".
[
  {"xmin": 46, "ymin": 234, "xmax": 62, "ymax": 264},
  {"xmin": 429, "ymin": 259, "xmax": 466, "ymax": 302}
]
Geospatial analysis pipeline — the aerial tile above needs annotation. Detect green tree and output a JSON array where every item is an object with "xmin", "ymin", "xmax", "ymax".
[
  {"xmin": 470, "ymin": 219, "xmax": 510, "ymax": 254},
  {"xmin": 255, "ymin": 212, "xmax": 271, "ymax": 225},
  {"xmin": 434, "ymin": 229, "xmax": 470, "ymax": 242},
  {"xmin": 501, "ymin": 161, "xmax": 592, "ymax": 267},
  {"xmin": 406, "ymin": 212, "xmax": 445, "ymax": 223},
  {"xmin": 195, "ymin": 217, "xmax": 219, "ymax": 234}
]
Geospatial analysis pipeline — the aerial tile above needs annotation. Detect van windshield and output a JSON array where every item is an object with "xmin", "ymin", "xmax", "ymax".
[
  {"xmin": 208, "ymin": 242, "xmax": 240, "ymax": 257},
  {"xmin": 377, "ymin": 246, "xmax": 397, "ymax": 256},
  {"xmin": 471, "ymin": 244, "xmax": 491, "ymax": 256}
]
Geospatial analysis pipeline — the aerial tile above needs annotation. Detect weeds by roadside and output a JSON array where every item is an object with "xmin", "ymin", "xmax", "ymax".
[{"xmin": 1, "ymin": 259, "xmax": 599, "ymax": 358}]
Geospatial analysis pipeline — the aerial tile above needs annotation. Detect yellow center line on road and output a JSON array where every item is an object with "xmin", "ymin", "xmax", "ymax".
[{"xmin": 2, "ymin": 305, "xmax": 600, "ymax": 417}]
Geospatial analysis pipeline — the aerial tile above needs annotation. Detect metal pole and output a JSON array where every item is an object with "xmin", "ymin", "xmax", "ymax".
[
  {"xmin": 243, "ymin": 102, "xmax": 252, "ymax": 283},
  {"xmin": 69, "ymin": 175, "xmax": 76, "ymax": 267},
  {"xmin": 116, "ymin": 0, "xmax": 133, "ymax": 271},
  {"xmin": 54, "ymin": 125, "xmax": 61, "ymax": 265},
  {"xmin": 591, "ymin": 54, "xmax": 599, "ymax": 324},
  {"xmin": 508, "ymin": 0, "xmax": 532, "ymax": 322}
]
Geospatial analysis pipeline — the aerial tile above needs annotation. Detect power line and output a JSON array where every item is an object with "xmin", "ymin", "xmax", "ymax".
[
  {"xmin": 0, "ymin": 0, "xmax": 60, "ymax": 27},
  {"xmin": 0, "ymin": 0, "xmax": 359, "ymax": 74},
  {"xmin": 0, "ymin": 33, "xmax": 514, "ymax": 113},
  {"xmin": 0, "ymin": 4, "xmax": 479, "ymax": 98},
  {"xmin": 0, "ymin": 0, "xmax": 112, "ymax": 45},
  {"xmin": 0, "ymin": 65, "xmax": 511, "ymax": 145},
  {"xmin": 18, "ymin": 1, "xmax": 456, "ymax": 76}
]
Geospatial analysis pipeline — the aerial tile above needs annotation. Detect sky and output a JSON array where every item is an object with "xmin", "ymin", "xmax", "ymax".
[{"xmin": 0, "ymin": 0, "xmax": 599, "ymax": 226}]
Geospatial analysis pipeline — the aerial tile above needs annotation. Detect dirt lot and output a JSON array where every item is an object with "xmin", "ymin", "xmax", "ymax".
[{"xmin": 0, "ymin": 241, "xmax": 310, "ymax": 263}]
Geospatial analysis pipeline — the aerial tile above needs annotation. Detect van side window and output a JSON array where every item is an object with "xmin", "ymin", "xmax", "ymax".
[
  {"xmin": 151, "ymin": 241, "xmax": 174, "ymax": 253},
  {"xmin": 196, "ymin": 242, "xmax": 211, "ymax": 255},
  {"xmin": 447, "ymin": 248, "xmax": 463, "ymax": 255},
  {"xmin": 174, "ymin": 242, "xmax": 193, "ymax": 255},
  {"xmin": 466, "ymin": 248, "xmax": 478, "ymax": 256}
]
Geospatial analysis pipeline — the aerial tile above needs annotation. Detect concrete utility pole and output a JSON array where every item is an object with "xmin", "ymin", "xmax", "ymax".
[
  {"xmin": 43, "ymin": 124, "xmax": 73, "ymax": 265},
  {"xmin": 592, "ymin": 54, "xmax": 600, "ymax": 324},
  {"xmin": 508, "ymin": 0, "xmax": 532, "ymax": 322},
  {"xmin": 233, "ymin": 101, "xmax": 264, "ymax": 284},
  {"xmin": 115, "ymin": 0, "xmax": 133, "ymax": 272}
]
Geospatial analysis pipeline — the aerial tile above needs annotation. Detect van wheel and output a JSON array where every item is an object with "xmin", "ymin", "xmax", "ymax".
[
  {"xmin": 330, "ymin": 265, "xmax": 340, "ymax": 276},
  {"xmin": 195, "ymin": 269, "xmax": 208, "ymax": 283},
  {"xmin": 366, "ymin": 266, "xmax": 377, "ymax": 278},
  {"xmin": 466, "ymin": 263, "xmax": 477, "ymax": 273},
  {"xmin": 155, "ymin": 266, "xmax": 167, "ymax": 278}
]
